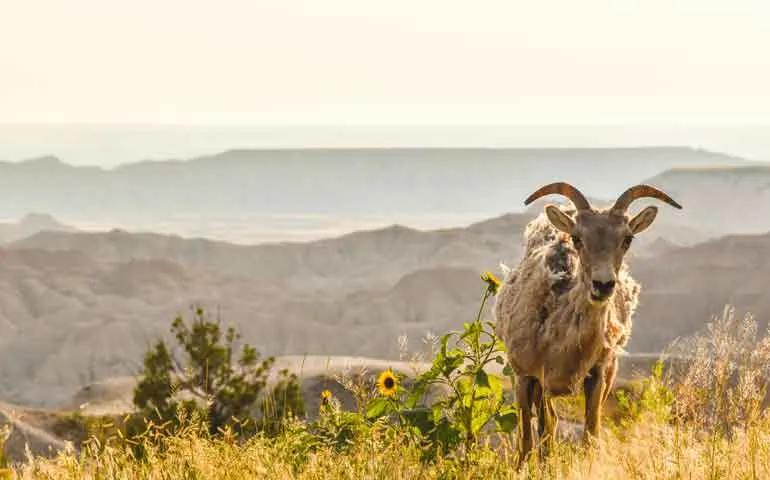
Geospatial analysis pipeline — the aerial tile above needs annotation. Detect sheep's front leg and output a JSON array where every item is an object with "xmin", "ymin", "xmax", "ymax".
[
  {"xmin": 602, "ymin": 356, "xmax": 618, "ymax": 405},
  {"xmin": 515, "ymin": 375, "xmax": 537, "ymax": 466},
  {"xmin": 583, "ymin": 364, "xmax": 607, "ymax": 444},
  {"xmin": 536, "ymin": 389, "xmax": 557, "ymax": 460}
]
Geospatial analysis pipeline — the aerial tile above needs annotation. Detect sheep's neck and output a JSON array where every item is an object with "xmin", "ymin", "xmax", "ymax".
[{"xmin": 571, "ymin": 275, "xmax": 611, "ymax": 331}]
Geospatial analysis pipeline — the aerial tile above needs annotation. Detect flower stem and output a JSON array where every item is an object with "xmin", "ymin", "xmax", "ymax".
[{"xmin": 475, "ymin": 289, "xmax": 491, "ymax": 324}]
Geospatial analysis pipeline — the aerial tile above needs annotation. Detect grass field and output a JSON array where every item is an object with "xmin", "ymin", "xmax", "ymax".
[
  {"xmin": 8, "ymin": 412, "xmax": 770, "ymax": 479},
  {"xmin": 3, "ymin": 292, "xmax": 769, "ymax": 479}
]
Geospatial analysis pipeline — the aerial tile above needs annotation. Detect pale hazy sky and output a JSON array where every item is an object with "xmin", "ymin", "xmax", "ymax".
[{"xmin": 2, "ymin": 1, "xmax": 770, "ymax": 125}]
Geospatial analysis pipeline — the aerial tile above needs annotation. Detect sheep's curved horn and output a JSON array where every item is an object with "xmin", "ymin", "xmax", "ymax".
[
  {"xmin": 611, "ymin": 185, "xmax": 682, "ymax": 213},
  {"xmin": 524, "ymin": 182, "xmax": 591, "ymax": 210}
]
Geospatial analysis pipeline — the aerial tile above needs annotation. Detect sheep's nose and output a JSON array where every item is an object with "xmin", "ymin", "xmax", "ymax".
[{"xmin": 591, "ymin": 280, "xmax": 616, "ymax": 297}]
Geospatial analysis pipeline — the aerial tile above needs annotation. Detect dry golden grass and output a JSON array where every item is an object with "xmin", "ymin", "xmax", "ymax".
[
  {"xmin": 8, "ymin": 305, "xmax": 770, "ymax": 479},
  {"xmin": 8, "ymin": 416, "xmax": 770, "ymax": 480}
]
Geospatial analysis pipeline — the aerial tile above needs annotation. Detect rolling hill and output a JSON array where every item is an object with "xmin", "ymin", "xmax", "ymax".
[
  {"xmin": 0, "ymin": 214, "xmax": 758, "ymax": 409},
  {"xmin": 644, "ymin": 165, "xmax": 770, "ymax": 236},
  {"xmin": 0, "ymin": 213, "xmax": 77, "ymax": 244},
  {"xmin": 10, "ymin": 209, "xmax": 701, "ymax": 295},
  {"xmin": 0, "ymin": 147, "xmax": 748, "ymax": 243}
]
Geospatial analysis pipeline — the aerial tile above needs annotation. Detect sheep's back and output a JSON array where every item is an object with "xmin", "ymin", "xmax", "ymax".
[
  {"xmin": 522, "ymin": 207, "xmax": 575, "ymax": 254},
  {"xmin": 494, "ymin": 211, "xmax": 579, "ymax": 374}
]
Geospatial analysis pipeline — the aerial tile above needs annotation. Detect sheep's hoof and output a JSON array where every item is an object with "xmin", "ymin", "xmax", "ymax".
[
  {"xmin": 538, "ymin": 439, "xmax": 555, "ymax": 462},
  {"xmin": 581, "ymin": 431, "xmax": 600, "ymax": 449},
  {"xmin": 515, "ymin": 451, "xmax": 532, "ymax": 472}
]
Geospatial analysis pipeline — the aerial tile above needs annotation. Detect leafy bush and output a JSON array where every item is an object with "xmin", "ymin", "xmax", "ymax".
[
  {"xmin": 130, "ymin": 307, "xmax": 304, "ymax": 442},
  {"xmin": 613, "ymin": 359, "xmax": 675, "ymax": 430},
  {"xmin": 668, "ymin": 306, "xmax": 770, "ymax": 434},
  {"xmin": 50, "ymin": 412, "xmax": 123, "ymax": 449}
]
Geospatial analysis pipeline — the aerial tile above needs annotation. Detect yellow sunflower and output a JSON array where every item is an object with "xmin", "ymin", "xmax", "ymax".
[
  {"xmin": 481, "ymin": 271, "xmax": 501, "ymax": 294},
  {"xmin": 319, "ymin": 389, "xmax": 333, "ymax": 413},
  {"xmin": 376, "ymin": 370, "xmax": 399, "ymax": 397}
]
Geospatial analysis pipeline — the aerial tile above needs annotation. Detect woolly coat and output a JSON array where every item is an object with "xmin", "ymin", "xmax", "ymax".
[{"xmin": 494, "ymin": 206, "xmax": 640, "ymax": 395}]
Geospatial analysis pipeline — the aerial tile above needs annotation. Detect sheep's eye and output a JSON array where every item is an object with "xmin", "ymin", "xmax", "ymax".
[
  {"xmin": 621, "ymin": 236, "xmax": 633, "ymax": 250},
  {"xmin": 570, "ymin": 235, "xmax": 582, "ymax": 249}
]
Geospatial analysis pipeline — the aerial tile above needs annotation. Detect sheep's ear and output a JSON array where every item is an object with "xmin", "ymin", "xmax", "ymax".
[
  {"xmin": 628, "ymin": 205, "xmax": 658, "ymax": 234},
  {"xmin": 545, "ymin": 204, "xmax": 575, "ymax": 234}
]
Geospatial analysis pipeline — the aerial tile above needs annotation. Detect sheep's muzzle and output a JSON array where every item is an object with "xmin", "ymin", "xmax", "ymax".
[{"xmin": 588, "ymin": 279, "xmax": 616, "ymax": 305}]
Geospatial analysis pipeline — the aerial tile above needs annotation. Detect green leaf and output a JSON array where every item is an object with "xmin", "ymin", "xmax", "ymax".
[
  {"xmin": 472, "ymin": 392, "xmax": 492, "ymax": 402},
  {"xmin": 405, "ymin": 382, "xmax": 427, "ymax": 409},
  {"xmin": 401, "ymin": 407, "xmax": 434, "ymax": 436},
  {"xmin": 442, "ymin": 355, "xmax": 464, "ymax": 377},
  {"xmin": 365, "ymin": 397, "xmax": 392, "ymax": 420},
  {"xmin": 431, "ymin": 401, "xmax": 446, "ymax": 424},
  {"xmin": 487, "ymin": 374, "xmax": 503, "ymax": 401},
  {"xmin": 651, "ymin": 359, "xmax": 665, "ymax": 380},
  {"xmin": 494, "ymin": 355, "xmax": 504, "ymax": 365},
  {"xmin": 480, "ymin": 338, "xmax": 494, "ymax": 347},
  {"xmin": 456, "ymin": 376, "xmax": 472, "ymax": 395},
  {"xmin": 418, "ymin": 364, "xmax": 440, "ymax": 384},
  {"xmin": 460, "ymin": 321, "xmax": 482, "ymax": 341},
  {"xmin": 432, "ymin": 419, "xmax": 462, "ymax": 451},
  {"xmin": 502, "ymin": 364, "xmax": 514, "ymax": 377},
  {"xmin": 446, "ymin": 348, "xmax": 464, "ymax": 358},
  {"xmin": 474, "ymin": 370, "xmax": 490, "ymax": 388},
  {"xmin": 427, "ymin": 352, "xmax": 445, "ymax": 373},
  {"xmin": 494, "ymin": 409, "xmax": 518, "ymax": 433},
  {"xmin": 471, "ymin": 411, "xmax": 491, "ymax": 434},
  {"xmin": 439, "ymin": 332, "xmax": 456, "ymax": 356}
]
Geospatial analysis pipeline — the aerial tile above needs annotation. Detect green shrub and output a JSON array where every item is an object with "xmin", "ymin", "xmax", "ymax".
[
  {"xmin": 613, "ymin": 359, "xmax": 675, "ymax": 431},
  {"xmin": 130, "ymin": 307, "xmax": 304, "ymax": 445}
]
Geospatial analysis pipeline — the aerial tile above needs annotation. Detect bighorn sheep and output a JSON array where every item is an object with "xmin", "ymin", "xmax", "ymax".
[{"xmin": 493, "ymin": 182, "xmax": 681, "ymax": 460}]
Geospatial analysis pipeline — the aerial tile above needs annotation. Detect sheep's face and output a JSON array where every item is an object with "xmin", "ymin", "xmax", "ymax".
[{"xmin": 543, "ymin": 205, "xmax": 659, "ymax": 305}]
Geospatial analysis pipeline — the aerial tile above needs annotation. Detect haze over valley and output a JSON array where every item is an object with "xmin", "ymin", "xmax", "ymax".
[{"xmin": 0, "ymin": 144, "xmax": 753, "ymax": 244}]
